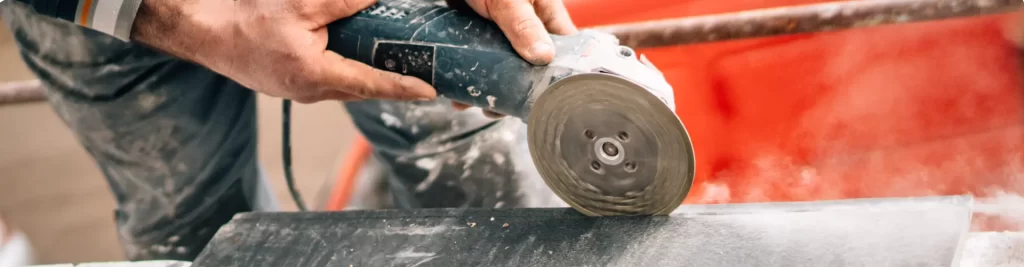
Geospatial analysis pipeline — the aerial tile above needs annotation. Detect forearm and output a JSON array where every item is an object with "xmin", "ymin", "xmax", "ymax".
[
  {"xmin": 13, "ymin": 0, "xmax": 144, "ymax": 41},
  {"xmin": 12, "ymin": 0, "xmax": 208, "ymax": 62}
]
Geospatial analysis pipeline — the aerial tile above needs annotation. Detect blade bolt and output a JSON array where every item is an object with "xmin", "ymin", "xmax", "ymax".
[
  {"xmin": 602, "ymin": 142, "xmax": 619, "ymax": 157},
  {"xmin": 584, "ymin": 129, "xmax": 595, "ymax": 139},
  {"xmin": 617, "ymin": 131, "xmax": 630, "ymax": 141},
  {"xmin": 624, "ymin": 162, "xmax": 637, "ymax": 172},
  {"xmin": 590, "ymin": 161, "xmax": 602, "ymax": 171}
]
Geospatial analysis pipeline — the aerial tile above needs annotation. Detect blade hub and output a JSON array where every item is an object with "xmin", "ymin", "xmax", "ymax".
[{"xmin": 564, "ymin": 119, "xmax": 657, "ymax": 197}]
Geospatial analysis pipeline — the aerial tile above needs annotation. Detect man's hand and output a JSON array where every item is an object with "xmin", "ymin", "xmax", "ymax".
[
  {"xmin": 448, "ymin": 0, "xmax": 579, "ymax": 118},
  {"xmin": 131, "ymin": 0, "xmax": 437, "ymax": 103}
]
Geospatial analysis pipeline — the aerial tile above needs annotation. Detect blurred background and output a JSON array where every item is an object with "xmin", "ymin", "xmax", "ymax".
[{"xmin": 0, "ymin": 20, "xmax": 361, "ymax": 264}]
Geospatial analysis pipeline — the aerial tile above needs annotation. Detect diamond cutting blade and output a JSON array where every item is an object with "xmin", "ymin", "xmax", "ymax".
[{"xmin": 527, "ymin": 73, "xmax": 695, "ymax": 216}]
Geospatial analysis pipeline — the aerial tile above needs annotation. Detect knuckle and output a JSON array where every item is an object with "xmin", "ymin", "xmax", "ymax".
[
  {"xmin": 252, "ymin": 12, "xmax": 272, "ymax": 23},
  {"xmin": 484, "ymin": 0, "xmax": 501, "ymax": 10},
  {"xmin": 385, "ymin": 71, "xmax": 407, "ymax": 86},
  {"xmin": 288, "ymin": 1, "xmax": 308, "ymax": 14},
  {"xmin": 337, "ymin": 0, "xmax": 356, "ymax": 15},
  {"xmin": 538, "ymin": 6, "xmax": 560, "ymax": 23},
  {"xmin": 283, "ymin": 68, "xmax": 312, "ymax": 89},
  {"xmin": 281, "ymin": 70, "xmax": 300, "ymax": 87},
  {"xmin": 351, "ymin": 84, "xmax": 373, "ymax": 98},
  {"xmin": 375, "ymin": 70, "xmax": 405, "ymax": 93},
  {"xmin": 513, "ymin": 17, "xmax": 542, "ymax": 35},
  {"xmin": 375, "ymin": 69, "xmax": 396, "ymax": 81}
]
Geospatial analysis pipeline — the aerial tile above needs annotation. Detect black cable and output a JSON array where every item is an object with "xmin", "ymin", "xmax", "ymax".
[{"xmin": 282, "ymin": 99, "xmax": 309, "ymax": 211}]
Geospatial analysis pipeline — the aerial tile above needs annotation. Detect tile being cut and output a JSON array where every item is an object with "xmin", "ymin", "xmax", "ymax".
[{"xmin": 193, "ymin": 195, "xmax": 974, "ymax": 267}]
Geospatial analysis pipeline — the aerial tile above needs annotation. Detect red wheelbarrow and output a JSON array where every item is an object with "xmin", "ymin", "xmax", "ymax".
[{"xmin": 322, "ymin": 0, "xmax": 1024, "ymax": 230}]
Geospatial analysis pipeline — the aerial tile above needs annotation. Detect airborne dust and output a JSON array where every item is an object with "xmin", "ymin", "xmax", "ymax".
[{"xmin": 675, "ymin": 12, "xmax": 1024, "ymax": 232}]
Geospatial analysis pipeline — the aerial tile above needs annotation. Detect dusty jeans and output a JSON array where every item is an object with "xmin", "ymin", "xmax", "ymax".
[{"xmin": 1, "ymin": 2, "xmax": 564, "ymax": 261}]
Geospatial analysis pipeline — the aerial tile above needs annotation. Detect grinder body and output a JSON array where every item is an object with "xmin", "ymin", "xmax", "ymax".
[
  {"xmin": 325, "ymin": 0, "xmax": 694, "ymax": 216},
  {"xmin": 324, "ymin": 0, "xmax": 675, "ymax": 117}
]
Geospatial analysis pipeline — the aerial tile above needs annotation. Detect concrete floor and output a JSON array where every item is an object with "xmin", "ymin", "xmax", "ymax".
[{"xmin": 0, "ymin": 22, "xmax": 360, "ymax": 264}]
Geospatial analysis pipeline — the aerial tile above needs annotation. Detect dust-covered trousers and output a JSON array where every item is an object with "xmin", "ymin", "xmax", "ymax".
[{"xmin": 1, "ymin": 2, "xmax": 565, "ymax": 261}]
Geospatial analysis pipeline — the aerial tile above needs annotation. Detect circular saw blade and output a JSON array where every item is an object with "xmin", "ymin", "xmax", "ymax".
[{"xmin": 528, "ymin": 73, "xmax": 695, "ymax": 216}]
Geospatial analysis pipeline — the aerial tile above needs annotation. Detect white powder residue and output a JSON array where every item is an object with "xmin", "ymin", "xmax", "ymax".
[
  {"xmin": 415, "ymin": 158, "xmax": 437, "ymax": 170},
  {"xmin": 381, "ymin": 112, "xmax": 402, "ymax": 127},
  {"xmin": 486, "ymin": 95, "xmax": 497, "ymax": 109}
]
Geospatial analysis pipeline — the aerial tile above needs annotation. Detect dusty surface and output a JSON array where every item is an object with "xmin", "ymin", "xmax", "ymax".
[
  {"xmin": 960, "ymin": 232, "xmax": 1024, "ymax": 267},
  {"xmin": 0, "ymin": 21, "xmax": 359, "ymax": 264},
  {"xmin": 195, "ymin": 196, "xmax": 973, "ymax": 267}
]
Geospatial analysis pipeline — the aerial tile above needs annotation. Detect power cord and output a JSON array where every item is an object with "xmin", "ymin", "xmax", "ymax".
[{"xmin": 282, "ymin": 99, "xmax": 309, "ymax": 211}]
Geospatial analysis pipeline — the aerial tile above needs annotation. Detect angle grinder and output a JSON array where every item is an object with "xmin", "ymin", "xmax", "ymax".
[{"xmin": 324, "ymin": 0, "xmax": 696, "ymax": 216}]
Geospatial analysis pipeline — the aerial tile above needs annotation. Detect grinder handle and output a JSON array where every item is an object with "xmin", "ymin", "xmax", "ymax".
[{"xmin": 325, "ymin": 0, "xmax": 559, "ymax": 118}]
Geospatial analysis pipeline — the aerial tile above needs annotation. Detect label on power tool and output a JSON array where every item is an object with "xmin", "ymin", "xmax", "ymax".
[{"xmin": 373, "ymin": 42, "xmax": 436, "ymax": 84}]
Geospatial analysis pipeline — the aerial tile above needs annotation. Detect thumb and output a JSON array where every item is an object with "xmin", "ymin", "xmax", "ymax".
[
  {"xmin": 307, "ymin": 0, "xmax": 377, "ymax": 24},
  {"xmin": 315, "ymin": 51, "xmax": 438, "ymax": 101}
]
